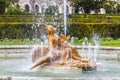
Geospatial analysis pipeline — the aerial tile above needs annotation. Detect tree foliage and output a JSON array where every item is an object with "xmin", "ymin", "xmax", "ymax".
[
  {"xmin": 0, "ymin": 0, "xmax": 19, "ymax": 14},
  {"xmin": 6, "ymin": 0, "xmax": 19, "ymax": 6},
  {"xmin": 103, "ymin": 0, "xmax": 118, "ymax": 14},
  {"xmin": 42, "ymin": 6, "xmax": 58, "ymax": 15},
  {"xmin": 117, "ymin": 3, "xmax": 120, "ymax": 13},
  {"xmin": 71, "ymin": 0, "xmax": 106, "ymax": 13},
  {"xmin": 7, "ymin": 4, "xmax": 22, "ymax": 14},
  {"xmin": 0, "ymin": 0, "xmax": 6, "ymax": 14}
]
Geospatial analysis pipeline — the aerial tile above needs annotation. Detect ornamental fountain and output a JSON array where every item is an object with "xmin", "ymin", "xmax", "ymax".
[
  {"xmin": 29, "ymin": 0, "xmax": 96, "ymax": 73},
  {"xmin": 0, "ymin": 0, "xmax": 120, "ymax": 80},
  {"xmin": 30, "ymin": 25, "xmax": 96, "ymax": 73}
]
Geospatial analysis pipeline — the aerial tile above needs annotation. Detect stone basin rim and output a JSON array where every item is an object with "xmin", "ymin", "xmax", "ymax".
[
  {"xmin": 1, "ymin": 76, "xmax": 120, "ymax": 80},
  {"xmin": 0, "ymin": 45, "xmax": 120, "ymax": 50}
]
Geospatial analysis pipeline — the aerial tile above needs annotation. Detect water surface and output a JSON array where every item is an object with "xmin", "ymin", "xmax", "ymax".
[{"xmin": 0, "ymin": 57, "xmax": 120, "ymax": 78}]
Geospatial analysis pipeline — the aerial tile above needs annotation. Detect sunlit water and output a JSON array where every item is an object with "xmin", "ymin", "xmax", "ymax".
[{"xmin": 0, "ymin": 56, "xmax": 120, "ymax": 78}]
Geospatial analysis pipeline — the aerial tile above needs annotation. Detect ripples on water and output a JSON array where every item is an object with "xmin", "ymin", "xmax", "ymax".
[{"xmin": 0, "ymin": 57, "xmax": 120, "ymax": 77}]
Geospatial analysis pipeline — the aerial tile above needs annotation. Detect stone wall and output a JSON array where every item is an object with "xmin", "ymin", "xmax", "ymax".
[
  {"xmin": 0, "ymin": 45, "xmax": 32, "ymax": 57},
  {"xmin": 76, "ymin": 46, "xmax": 120, "ymax": 60},
  {"xmin": 0, "ymin": 45, "xmax": 120, "ymax": 60}
]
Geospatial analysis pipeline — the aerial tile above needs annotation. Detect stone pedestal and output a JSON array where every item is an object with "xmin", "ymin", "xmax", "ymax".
[{"xmin": 38, "ymin": 66, "xmax": 82, "ymax": 74}]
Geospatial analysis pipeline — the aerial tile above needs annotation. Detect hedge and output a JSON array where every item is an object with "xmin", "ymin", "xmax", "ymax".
[{"xmin": 0, "ymin": 14, "xmax": 120, "ymax": 40}]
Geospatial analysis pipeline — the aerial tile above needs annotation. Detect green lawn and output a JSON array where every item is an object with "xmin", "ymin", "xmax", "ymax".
[
  {"xmin": 99, "ymin": 38, "xmax": 120, "ymax": 47},
  {"xmin": 72, "ymin": 37, "xmax": 120, "ymax": 47},
  {"xmin": 0, "ymin": 38, "xmax": 41, "ymax": 45},
  {"xmin": 0, "ymin": 38, "xmax": 120, "ymax": 47}
]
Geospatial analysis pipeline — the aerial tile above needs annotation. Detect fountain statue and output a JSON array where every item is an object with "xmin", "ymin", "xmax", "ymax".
[{"xmin": 30, "ymin": 25, "xmax": 96, "ymax": 71}]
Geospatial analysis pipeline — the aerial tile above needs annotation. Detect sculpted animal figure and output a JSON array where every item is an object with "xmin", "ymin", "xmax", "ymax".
[
  {"xmin": 58, "ymin": 34, "xmax": 82, "ymax": 60},
  {"xmin": 58, "ymin": 34, "xmax": 70, "ymax": 47},
  {"xmin": 58, "ymin": 34, "xmax": 89, "ymax": 65}
]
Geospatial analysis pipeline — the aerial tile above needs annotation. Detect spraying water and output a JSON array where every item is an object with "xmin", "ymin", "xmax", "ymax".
[
  {"xmin": 93, "ymin": 33, "xmax": 100, "ymax": 63},
  {"xmin": 49, "ymin": 42, "xmax": 53, "ymax": 64},
  {"xmin": 81, "ymin": 34, "xmax": 100, "ymax": 65},
  {"xmin": 63, "ymin": 0, "xmax": 67, "ymax": 36}
]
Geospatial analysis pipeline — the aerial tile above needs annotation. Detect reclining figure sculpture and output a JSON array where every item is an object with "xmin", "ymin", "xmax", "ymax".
[{"xmin": 31, "ymin": 25, "xmax": 95, "ymax": 70}]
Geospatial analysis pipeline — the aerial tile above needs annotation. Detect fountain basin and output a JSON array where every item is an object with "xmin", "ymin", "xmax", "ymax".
[
  {"xmin": 0, "ymin": 45, "xmax": 120, "ymax": 60},
  {"xmin": 1, "ymin": 55, "xmax": 120, "ymax": 79},
  {"xmin": 36, "ymin": 66, "xmax": 82, "ymax": 74},
  {"xmin": 1, "ymin": 45, "xmax": 120, "ymax": 79}
]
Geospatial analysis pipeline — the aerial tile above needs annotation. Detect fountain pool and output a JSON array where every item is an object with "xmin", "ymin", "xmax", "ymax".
[
  {"xmin": 0, "ymin": 56, "xmax": 120, "ymax": 78},
  {"xmin": 0, "ymin": 0, "xmax": 120, "ymax": 79}
]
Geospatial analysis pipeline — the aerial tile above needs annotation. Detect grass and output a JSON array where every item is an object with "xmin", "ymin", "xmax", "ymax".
[
  {"xmin": 0, "ymin": 38, "xmax": 41, "ymax": 45},
  {"xmin": 72, "ymin": 37, "xmax": 120, "ymax": 47},
  {"xmin": 99, "ymin": 38, "xmax": 120, "ymax": 47},
  {"xmin": 0, "ymin": 38, "xmax": 120, "ymax": 47}
]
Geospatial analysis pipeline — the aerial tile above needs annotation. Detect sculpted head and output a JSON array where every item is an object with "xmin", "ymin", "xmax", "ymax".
[{"xmin": 46, "ymin": 25, "xmax": 56, "ymax": 34}]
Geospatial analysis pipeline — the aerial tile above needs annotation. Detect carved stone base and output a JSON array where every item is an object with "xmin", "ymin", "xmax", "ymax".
[{"xmin": 37, "ymin": 66, "xmax": 82, "ymax": 74}]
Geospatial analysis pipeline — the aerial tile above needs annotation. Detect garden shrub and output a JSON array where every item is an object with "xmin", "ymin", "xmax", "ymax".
[
  {"xmin": 3, "ymin": 38, "xmax": 10, "ymax": 42},
  {"xmin": 0, "ymin": 14, "xmax": 120, "ymax": 40},
  {"xmin": 68, "ymin": 23, "xmax": 120, "ymax": 40}
]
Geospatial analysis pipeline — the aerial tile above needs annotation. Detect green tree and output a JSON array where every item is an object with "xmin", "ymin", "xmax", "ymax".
[
  {"xmin": 7, "ymin": 4, "xmax": 22, "ymax": 14},
  {"xmin": 116, "ymin": 3, "xmax": 120, "ymax": 13},
  {"xmin": 42, "ymin": 6, "xmax": 58, "ymax": 15},
  {"xmin": 71, "ymin": 0, "xmax": 106, "ymax": 14},
  {"xmin": 103, "ymin": 0, "xmax": 118, "ymax": 14},
  {"xmin": 0, "ymin": 0, "xmax": 19, "ymax": 14},
  {"xmin": 0, "ymin": 0, "xmax": 6, "ymax": 14},
  {"xmin": 6, "ymin": 0, "xmax": 19, "ymax": 6}
]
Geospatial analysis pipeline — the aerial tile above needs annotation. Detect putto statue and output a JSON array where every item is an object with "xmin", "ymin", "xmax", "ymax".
[{"xmin": 30, "ymin": 25, "xmax": 96, "ymax": 70}]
